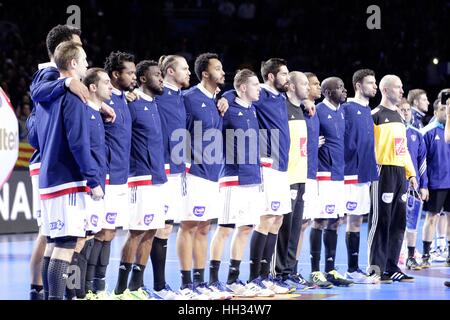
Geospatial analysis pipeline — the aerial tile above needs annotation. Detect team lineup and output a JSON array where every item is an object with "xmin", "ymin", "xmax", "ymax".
[{"xmin": 26, "ymin": 24, "xmax": 450, "ymax": 300}]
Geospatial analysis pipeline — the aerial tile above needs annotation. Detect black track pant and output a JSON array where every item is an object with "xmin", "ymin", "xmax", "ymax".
[
  {"xmin": 274, "ymin": 183, "xmax": 305, "ymax": 278},
  {"xmin": 368, "ymin": 165, "xmax": 407, "ymax": 275}
]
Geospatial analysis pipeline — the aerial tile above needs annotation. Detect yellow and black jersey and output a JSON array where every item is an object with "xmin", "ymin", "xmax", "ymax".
[
  {"xmin": 371, "ymin": 105, "xmax": 416, "ymax": 178},
  {"xmin": 286, "ymin": 100, "xmax": 308, "ymax": 184}
]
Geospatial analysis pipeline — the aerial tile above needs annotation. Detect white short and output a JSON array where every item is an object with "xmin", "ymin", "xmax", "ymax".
[
  {"xmin": 103, "ymin": 184, "xmax": 129, "ymax": 230},
  {"xmin": 128, "ymin": 184, "xmax": 166, "ymax": 230},
  {"xmin": 181, "ymin": 174, "xmax": 221, "ymax": 222},
  {"xmin": 261, "ymin": 167, "xmax": 291, "ymax": 216},
  {"xmin": 85, "ymin": 196, "xmax": 104, "ymax": 234},
  {"xmin": 163, "ymin": 173, "xmax": 186, "ymax": 222},
  {"xmin": 344, "ymin": 182, "xmax": 371, "ymax": 215},
  {"xmin": 310, "ymin": 180, "xmax": 345, "ymax": 219},
  {"xmin": 31, "ymin": 174, "xmax": 42, "ymax": 227},
  {"xmin": 41, "ymin": 192, "xmax": 87, "ymax": 239},
  {"xmin": 303, "ymin": 179, "xmax": 320, "ymax": 220},
  {"xmin": 219, "ymin": 184, "xmax": 264, "ymax": 227}
]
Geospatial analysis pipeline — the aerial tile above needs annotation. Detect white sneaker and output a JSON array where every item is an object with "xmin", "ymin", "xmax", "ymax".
[
  {"xmin": 226, "ymin": 280, "xmax": 256, "ymax": 297},
  {"xmin": 154, "ymin": 284, "xmax": 183, "ymax": 300},
  {"xmin": 430, "ymin": 249, "xmax": 446, "ymax": 262},
  {"xmin": 194, "ymin": 283, "xmax": 224, "ymax": 300},
  {"xmin": 246, "ymin": 278, "xmax": 275, "ymax": 297},
  {"xmin": 345, "ymin": 269, "xmax": 379, "ymax": 284},
  {"xmin": 208, "ymin": 281, "xmax": 233, "ymax": 300},
  {"xmin": 261, "ymin": 276, "xmax": 290, "ymax": 294},
  {"xmin": 178, "ymin": 285, "xmax": 211, "ymax": 300}
]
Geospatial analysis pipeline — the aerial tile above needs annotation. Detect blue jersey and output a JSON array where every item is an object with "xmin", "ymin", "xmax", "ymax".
[
  {"xmin": 223, "ymin": 84, "xmax": 290, "ymax": 172},
  {"xmin": 86, "ymin": 102, "xmax": 107, "ymax": 192},
  {"xmin": 220, "ymin": 97, "xmax": 261, "ymax": 187},
  {"xmin": 104, "ymin": 88, "xmax": 132, "ymax": 185},
  {"xmin": 304, "ymin": 107, "xmax": 320, "ymax": 180},
  {"xmin": 155, "ymin": 83, "xmax": 187, "ymax": 174},
  {"xmin": 37, "ymin": 92, "xmax": 99, "ymax": 199},
  {"xmin": 421, "ymin": 121, "xmax": 450, "ymax": 189},
  {"xmin": 316, "ymin": 99, "xmax": 345, "ymax": 181},
  {"xmin": 128, "ymin": 91, "xmax": 167, "ymax": 186},
  {"xmin": 342, "ymin": 99, "xmax": 378, "ymax": 184},
  {"xmin": 28, "ymin": 62, "xmax": 63, "ymax": 169},
  {"xmin": 183, "ymin": 84, "xmax": 223, "ymax": 182},
  {"xmin": 406, "ymin": 125, "xmax": 428, "ymax": 189}
]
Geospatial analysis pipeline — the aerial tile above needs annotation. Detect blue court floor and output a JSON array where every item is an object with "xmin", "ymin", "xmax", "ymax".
[{"xmin": 1, "ymin": 221, "xmax": 450, "ymax": 300}]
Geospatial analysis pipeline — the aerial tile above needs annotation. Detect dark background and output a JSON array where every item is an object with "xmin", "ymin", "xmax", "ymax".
[{"xmin": 1, "ymin": 0, "xmax": 449, "ymax": 139}]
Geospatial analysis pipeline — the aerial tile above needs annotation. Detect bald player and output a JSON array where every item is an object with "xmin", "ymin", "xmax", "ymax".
[{"xmin": 368, "ymin": 75, "xmax": 417, "ymax": 283}]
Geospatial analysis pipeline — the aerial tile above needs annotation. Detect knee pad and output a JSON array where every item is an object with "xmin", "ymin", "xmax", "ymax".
[{"xmin": 54, "ymin": 236, "xmax": 77, "ymax": 249}]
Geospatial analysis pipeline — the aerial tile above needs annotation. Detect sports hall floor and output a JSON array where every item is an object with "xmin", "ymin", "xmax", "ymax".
[{"xmin": 1, "ymin": 219, "xmax": 449, "ymax": 300}]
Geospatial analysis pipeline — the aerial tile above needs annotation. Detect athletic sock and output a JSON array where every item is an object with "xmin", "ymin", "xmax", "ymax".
[
  {"xmin": 310, "ymin": 228, "xmax": 322, "ymax": 272},
  {"xmin": 249, "ymin": 231, "xmax": 267, "ymax": 281},
  {"xmin": 227, "ymin": 259, "xmax": 241, "ymax": 284},
  {"xmin": 150, "ymin": 237, "xmax": 168, "ymax": 291},
  {"xmin": 209, "ymin": 260, "xmax": 221, "ymax": 284}
]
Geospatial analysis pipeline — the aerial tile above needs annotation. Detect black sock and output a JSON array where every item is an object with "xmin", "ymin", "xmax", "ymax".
[
  {"xmin": 129, "ymin": 264, "xmax": 146, "ymax": 291},
  {"xmin": 260, "ymin": 232, "xmax": 277, "ymax": 279},
  {"xmin": 407, "ymin": 246, "xmax": 415, "ymax": 258},
  {"xmin": 150, "ymin": 237, "xmax": 168, "ymax": 291},
  {"xmin": 310, "ymin": 228, "xmax": 322, "ymax": 272},
  {"xmin": 65, "ymin": 252, "xmax": 79, "ymax": 300},
  {"xmin": 48, "ymin": 258, "xmax": 70, "ymax": 300},
  {"xmin": 293, "ymin": 260, "xmax": 298, "ymax": 276},
  {"xmin": 346, "ymin": 232, "xmax": 360, "ymax": 272},
  {"xmin": 209, "ymin": 260, "xmax": 221, "ymax": 284},
  {"xmin": 249, "ymin": 231, "xmax": 267, "ymax": 281},
  {"xmin": 324, "ymin": 229, "xmax": 338, "ymax": 273},
  {"xmin": 114, "ymin": 262, "xmax": 132, "ymax": 295},
  {"xmin": 181, "ymin": 270, "xmax": 192, "ymax": 288},
  {"xmin": 86, "ymin": 239, "xmax": 103, "ymax": 292},
  {"xmin": 42, "ymin": 256, "xmax": 51, "ymax": 300},
  {"xmin": 227, "ymin": 259, "xmax": 241, "ymax": 284},
  {"xmin": 94, "ymin": 240, "xmax": 111, "ymax": 292},
  {"xmin": 423, "ymin": 241, "xmax": 432, "ymax": 256},
  {"xmin": 76, "ymin": 239, "xmax": 93, "ymax": 298},
  {"xmin": 193, "ymin": 268, "xmax": 205, "ymax": 285}
]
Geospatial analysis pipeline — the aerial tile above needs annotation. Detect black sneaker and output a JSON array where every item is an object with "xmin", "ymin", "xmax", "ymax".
[
  {"xmin": 296, "ymin": 273, "xmax": 317, "ymax": 289},
  {"xmin": 325, "ymin": 270, "xmax": 354, "ymax": 287},
  {"xmin": 379, "ymin": 273, "xmax": 393, "ymax": 284},
  {"xmin": 388, "ymin": 271, "xmax": 415, "ymax": 282},
  {"xmin": 421, "ymin": 254, "xmax": 431, "ymax": 268},
  {"xmin": 406, "ymin": 257, "xmax": 422, "ymax": 270},
  {"xmin": 445, "ymin": 281, "xmax": 450, "ymax": 288}
]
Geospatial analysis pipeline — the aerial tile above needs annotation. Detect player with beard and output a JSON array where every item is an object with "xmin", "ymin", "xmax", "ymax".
[
  {"xmin": 224, "ymin": 58, "xmax": 292, "ymax": 294},
  {"xmin": 85, "ymin": 51, "xmax": 137, "ymax": 298},
  {"xmin": 340, "ymin": 69, "xmax": 379, "ymax": 284},
  {"xmin": 112, "ymin": 60, "xmax": 168, "ymax": 299},
  {"xmin": 176, "ymin": 53, "xmax": 231, "ymax": 300}
]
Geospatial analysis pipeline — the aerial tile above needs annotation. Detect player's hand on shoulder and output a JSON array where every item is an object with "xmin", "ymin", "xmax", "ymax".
[
  {"xmin": 217, "ymin": 97, "xmax": 229, "ymax": 117},
  {"xmin": 126, "ymin": 90, "xmax": 138, "ymax": 103},
  {"xmin": 100, "ymin": 102, "xmax": 116, "ymax": 123},
  {"xmin": 69, "ymin": 79, "xmax": 89, "ymax": 103}
]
